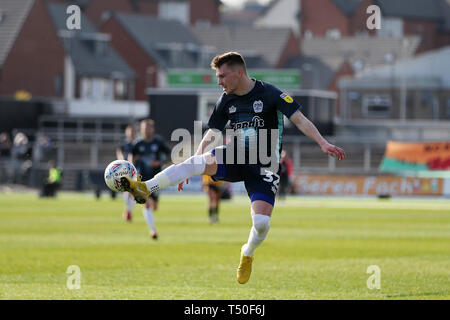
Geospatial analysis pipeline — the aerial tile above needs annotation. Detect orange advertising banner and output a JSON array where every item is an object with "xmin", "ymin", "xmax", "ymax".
[
  {"xmin": 385, "ymin": 141, "xmax": 450, "ymax": 166},
  {"xmin": 293, "ymin": 175, "xmax": 444, "ymax": 196}
]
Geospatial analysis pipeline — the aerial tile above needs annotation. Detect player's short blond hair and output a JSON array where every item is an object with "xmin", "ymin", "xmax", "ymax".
[{"xmin": 210, "ymin": 52, "xmax": 247, "ymax": 72}]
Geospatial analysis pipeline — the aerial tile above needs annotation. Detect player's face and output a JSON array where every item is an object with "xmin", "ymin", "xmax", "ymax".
[
  {"xmin": 216, "ymin": 64, "xmax": 241, "ymax": 95},
  {"xmin": 141, "ymin": 121, "xmax": 155, "ymax": 139},
  {"xmin": 125, "ymin": 127, "xmax": 136, "ymax": 141}
]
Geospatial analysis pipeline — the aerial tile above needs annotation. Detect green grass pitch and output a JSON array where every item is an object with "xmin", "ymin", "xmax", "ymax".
[{"xmin": 0, "ymin": 191, "xmax": 449, "ymax": 300}]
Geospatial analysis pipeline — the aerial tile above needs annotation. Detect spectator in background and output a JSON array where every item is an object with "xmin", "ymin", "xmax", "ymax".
[
  {"xmin": 0, "ymin": 132, "xmax": 12, "ymax": 158},
  {"xmin": 12, "ymin": 132, "xmax": 32, "ymax": 184},
  {"xmin": 40, "ymin": 160, "xmax": 63, "ymax": 197},
  {"xmin": 12, "ymin": 132, "xmax": 32, "ymax": 160},
  {"xmin": 0, "ymin": 132, "xmax": 12, "ymax": 183},
  {"xmin": 278, "ymin": 150, "xmax": 294, "ymax": 199},
  {"xmin": 33, "ymin": 134, "xmax": 54, "ymax": 163}
]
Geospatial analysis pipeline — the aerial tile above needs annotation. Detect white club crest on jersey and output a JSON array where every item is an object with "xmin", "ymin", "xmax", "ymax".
[
  {"xmin": 229, "ymin": 105, "xmax": 236, "ymax": 113},
  {"xmin": 253, "ymin": 100, "xmax": 263, "ymax": 113}
]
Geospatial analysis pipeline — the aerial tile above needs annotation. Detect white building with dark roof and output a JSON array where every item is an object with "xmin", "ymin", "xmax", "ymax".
[{"xmin": 339, "ymin": 46, "xmax": 450, "ymax": 121}]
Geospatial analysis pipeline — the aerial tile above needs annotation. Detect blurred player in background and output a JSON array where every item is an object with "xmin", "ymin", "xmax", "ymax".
[
  {"xmin": 202, "ymin": 175, "xmax": 225, "ymax": 224},
  {"xmin": 122, "ymin": 52, "xmax": 346, "ymax": 282},
  {"xmin": 131, "ymin": 119, "xmax": 170, "ymax": 240},
  {"xmin": 116, "ymin": 124, "xmax": 137, "ymax": 222}
]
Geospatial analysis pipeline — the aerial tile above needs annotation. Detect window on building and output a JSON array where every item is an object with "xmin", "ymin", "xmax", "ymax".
[
  {"xmin": 316, "ymin": 98, "xmax": 332, "ymax": 122},
  {"xmin": 304, "ymin": 30, "xmax": 313, "ymax": 39},
  {"xmin": 326, "ymin": 29, "xmax": 341, "ymax": 39},
  {"xmin": 377, "ymin": 17, "xmax": 403, "ymax": 38},
  {"xmin": 348, "ymin": 91, "xmax": 360, "ymax": 102},
  {"xmin": 80, "ymin": 78, "xmax": 91, "ymax": 99},
  {"xmin": 363, "ymin": 95, "xmax": 392, "ymax": 118},
  {"xmin": 159, "ymin": 1, "xmax": 190, "ymax": 25},
  {"xmin": 420, "ymin": 90, "xmax": 438, "ymax": 119},
  {"xmin": 353, "ymin": 60, "xmax": 364, "ymax": 72},
  {"xmin": 195, "ymin": 20, "xmax": 211, "ymax": 28},
  {"xmin": 80, "ymin": 77, "xmax": 113, "ymax": 100},
  {"xmin": 58, "ymin": 30, "xmax": 74, "ymax": 51},
  {"xmin": 95, "ymin": 40, "xmax": 109, "ymax": 56},
  {"xmin": 114, "ymin": 80, "xmax": 130, "ymax": 100}
]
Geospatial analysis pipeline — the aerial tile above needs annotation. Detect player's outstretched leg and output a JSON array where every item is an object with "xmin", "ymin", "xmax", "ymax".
[
  {"xmin": 237, "ymin": 214, "xmax": 271, "ymax": 284},
  {"xmin": 121, "ymin": 154, "xmax": 208, "ymax": 204}
]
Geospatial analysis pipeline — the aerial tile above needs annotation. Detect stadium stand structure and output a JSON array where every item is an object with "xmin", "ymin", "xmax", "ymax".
[{"xmin": 17, "ymin": 116, "xmax": 450, "ymax": 191}]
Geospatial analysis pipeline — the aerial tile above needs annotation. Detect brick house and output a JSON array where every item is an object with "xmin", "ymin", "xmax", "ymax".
[
  {"xmin": 100, "ymin": 13, "xmax": 208, "ymax": 100},
  {"xmin": 300, "ymin": 0, "xmax": 450, "ymax": 53},
  {"xmin": 192, "ymin": 25, "xmax": 301, "ymax": 68},
  {"xmin": 84, "ymin": 0, "xmax": 221, "ymax": 27},
  {"xmin": 0, "ymin": 0, "xmax": 135, "ymax": 100}
]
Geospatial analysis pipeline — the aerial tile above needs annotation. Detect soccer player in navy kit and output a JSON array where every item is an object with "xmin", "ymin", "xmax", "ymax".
[
  {"xmin": 116, "ymin": 124, "xmax": 137, "ymax": 222},
  {"xmin": 122, "ymin": 52, "xmax": 346, "ymax": 283},
  {"xmin": 131, "ymin": 119, "xmax": 171, "ymax": 239}
]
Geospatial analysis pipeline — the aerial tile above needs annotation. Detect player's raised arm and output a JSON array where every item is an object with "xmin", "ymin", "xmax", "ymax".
[
  {"xmin": 195, "ymin": 128, "xmax": 223, "ymax": 156},
  {"xmin": 116, "ymin": 147, "xmax": 125, "ymax": 161},
  {"xmin": 289, "ymin": 110, "xmax": 346, "ymax": 161}
]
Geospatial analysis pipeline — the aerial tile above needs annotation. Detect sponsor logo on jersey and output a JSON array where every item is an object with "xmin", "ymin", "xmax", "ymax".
[
  {"xmin": 253, "ymin": 100, "xmax": 263, "ymax": 113},
  {"xmin": 229, "ymin": 105, "xmax": 236, "ymax": 113},
  {"xmin": 280, "ymin": 93, "xmax": 293, "ymax": 103},
  {"xmin": 151, "ymin": 144, "xmax": 158, "ymax": 152},
  {"xmin": 232, "ymin": 116, "xmax": 265, "ymax": 131}
]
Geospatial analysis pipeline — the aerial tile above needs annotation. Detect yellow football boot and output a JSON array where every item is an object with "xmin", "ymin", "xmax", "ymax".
[
  {"xmin": 120, "ymin": 175, "xmax": 150, "ymax": 204},
  {"xmin": 237, "ymin": 253, "xmax": 253, "ymax": 284}
]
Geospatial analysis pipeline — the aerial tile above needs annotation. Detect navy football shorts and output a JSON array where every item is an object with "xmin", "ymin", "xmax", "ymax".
[{"xmin": 210, "ymin": 146, "xmax": 281, "ymax": 206}]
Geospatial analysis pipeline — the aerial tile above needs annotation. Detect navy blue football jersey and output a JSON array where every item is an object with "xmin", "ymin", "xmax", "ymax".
[
  {"xmin": 132, "ymin": 136, "xmax": 171, "ymax": 180},
  {"xmin": 119, "ymin": 139, "xmax": 135, "ymax": 160},
  {"xmin": 207, "ymin": 80, "xmax": 301, "ymax": 164}
]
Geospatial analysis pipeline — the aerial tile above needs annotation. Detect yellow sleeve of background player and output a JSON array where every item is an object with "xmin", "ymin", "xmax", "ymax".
[
  {"xmin": 202, "ymin": 175, "xmax": 223, "ymax": 191},
  {"xmin": 202, "ymin": 175, "xmax": 210, "ymax": 192}
]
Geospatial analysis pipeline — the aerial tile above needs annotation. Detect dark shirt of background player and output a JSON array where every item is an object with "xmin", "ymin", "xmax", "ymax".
[
  {"xmin": 132, "ymin": 119, "xmax": 171, "ymax": 180},
  {"xmin": 116, "ymin": 124, "xmax": 137, "ymax": 161}
]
